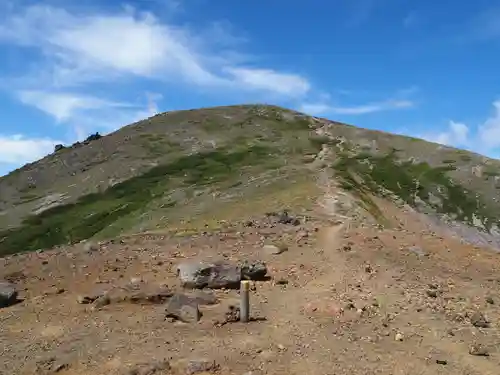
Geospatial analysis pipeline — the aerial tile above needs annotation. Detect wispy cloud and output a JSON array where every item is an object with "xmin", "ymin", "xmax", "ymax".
[
  {"xmin": 0, "ymin": 3, "xmax": 315, "ymax": 139},
  {"xmin": 0, "ymin": 5, "xmax": 220, "ymax": 86},
  {"xmin": 0, "ymin": 4, "xmax": 311, "ymax": 93},
  {"xmin": 15, "ymin": 89, "xmax": 161, "ymax": 140},
  {"xmin": 0, "ymin": 2, "xmax": 317, "ymax": 155},
  {"xmin": 299, "ymin": 98, "xmax": 414, "ymax": 116},
  {"xmin": 225, "ymin": 67, "xmax": 311, "ymax": 97},
  {"xmin": 17, "ymin": 91, "xmax": 132, "ymax": 122}
]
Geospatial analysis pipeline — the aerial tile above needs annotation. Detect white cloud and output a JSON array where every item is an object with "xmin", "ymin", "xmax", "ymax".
[
  {"xmin": 17, "ymin": 89, "xmax": 161, "ymax": 140},
  {"xmin": 0, "ymin": 4, "xmax": 309, "ymax": 96},
  {"xmin": 478, "ymin": 100, "xmax": 500, "ymax": 148},
  {"xmin": 299, "ymin": 99, "xmax": 414, "ymax": 116},
  {"xmin": 411, "ymin": 101, "xmax": 500, "ymax": 156},
  {"xmin": 0, "ymin": 134, "xmax": 63, "ymax": 165},
  {"xmin": 225, "ymin": 67, "xmax": 311, "ymax": 97},
  {"xmin": 331, "ymin": 100, "xmax": 414, "ymax": 115},
  {"xmin": 18, "ymin": 91, "xmax": 131, "ymax": 122},
  {"xmin": 0, "ymin": 2, "xmax": 318, "ymax": 149},
  {"xmin": 0, "ymin": 5, "xmax": 220, "ymax": 87},
  {"xmin": 420, "ymin": 120, "xmax": 469, "ymax": 147}
]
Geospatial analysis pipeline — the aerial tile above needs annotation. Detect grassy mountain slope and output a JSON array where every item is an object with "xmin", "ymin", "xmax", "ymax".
[{"xmin": 1, "ymin": 104, "xmax": 500, "ymax": 256}]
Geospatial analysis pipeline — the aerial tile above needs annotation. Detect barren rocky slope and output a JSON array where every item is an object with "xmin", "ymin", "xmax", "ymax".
[
  {"xmin": 2, "ymin": 198, "xmax": 500, "ymax": 375},
  {"xmin": 1, "ymin": 104, "xmax": 500, "ymax": 374}
]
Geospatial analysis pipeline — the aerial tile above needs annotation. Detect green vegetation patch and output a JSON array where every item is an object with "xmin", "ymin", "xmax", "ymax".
[
  {"xmin": 0, "ymin": 144, "xmax": 277, "ymax": 256},
  {"xmin": 332, "ymin": 149, "xmax": 500, "ymax": 231},
  {"xmin": 483, "ymin": 167, "xmax": 500, "ymax": 177}
]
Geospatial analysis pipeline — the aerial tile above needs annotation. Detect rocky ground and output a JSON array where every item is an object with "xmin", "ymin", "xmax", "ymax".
[{"xmin": 1, "ymin": 203, "xmax": 500, "ymax": 375}]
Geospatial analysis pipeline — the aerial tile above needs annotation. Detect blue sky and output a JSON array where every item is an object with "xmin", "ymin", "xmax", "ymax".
[{"xmin": 0, "ymin": 0, "xmax": 499, "ymax": 176}]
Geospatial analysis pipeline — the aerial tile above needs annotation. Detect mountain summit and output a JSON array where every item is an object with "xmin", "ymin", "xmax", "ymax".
[{"xmin": 2, "ymin": 104, "xmax": 500, "ymax": 255}]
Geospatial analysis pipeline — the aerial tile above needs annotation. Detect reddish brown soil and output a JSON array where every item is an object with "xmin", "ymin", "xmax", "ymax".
[{"xmin": 2, "ymin": 201, "xmax": 500, "ymax": 375}]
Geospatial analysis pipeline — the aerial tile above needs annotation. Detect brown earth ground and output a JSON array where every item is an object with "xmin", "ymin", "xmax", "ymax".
[{"xmin": 2, "ymin": 197, "xmax": 500, "ymax": 375}]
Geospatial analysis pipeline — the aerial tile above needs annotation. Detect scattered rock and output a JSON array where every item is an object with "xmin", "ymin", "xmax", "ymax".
[
  {"xmin": 0, "ymin": 281, "xmax": 18, "ymax": 308},
  {"xmin": 486, "ymin": 296, "xmax": 494, "ymax": 304},
  {"xmin": 341, "ymin": 244, "xmax": 352, "ymax": 252},
  {"xmin": 185, "ymin": 359, "xmax": 219, "ymax": 374},
  {"xmin": 241, "ymin": 261, "xmax": 268, "ymax": 280},
  {"xmin": 278, "ymin": 212, "xmax": 300, "ymax": 225},
  {"xmin": 77, "ymin": 295, "xmax": 96, "ymax": 304},
  {"xmin": 3, "ymin": 271, "xmax": 26, "ymax": 283},
  {"xmin": 76, "ymin": 289, "xmax": 107, "ymax": 304},
  {"xmin": 224, "ymin": 305, "xmax": 241, "ymax": 324},
  {"xmin": 125, "ymin": 360, "xmax": 170, "ymax": 375},
  {"xmin": 266, "ymin": 210, "xmax": 300, "ymax": 225},
  {"xmin": 395, "ymin": 333, "xmax": 404, "ymax": 341},
  {"xmin": 34, "ymin": 357, "xmax": 68, "ymax": 374},
  {"xmin": 435, "ymin": 359, "xmax": 448, "ymax": 365},
  {"xmin": 165, "ymin": 293, "xmax": 202, "ymax": 323},
  {"xmin": 470, "ymin": 311, "xmax": 489, "ymax": 328},
  {"xmin": 469, "ymin": 344, "xmax": 489, "ymax": 356},
  {"xmin": 177, "ymin": 261, "xmax": 241, "ymax": 289},
  {"xmin": 426, "ymin": 290, "xmax": 439, "ymax": 298}
]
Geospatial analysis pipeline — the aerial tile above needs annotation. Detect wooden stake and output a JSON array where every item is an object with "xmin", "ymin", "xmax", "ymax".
[{"xmin": 240, "ymin": 280, "xmax": 250, "ymax": 322}]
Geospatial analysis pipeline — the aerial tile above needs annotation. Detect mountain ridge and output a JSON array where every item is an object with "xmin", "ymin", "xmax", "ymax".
[{"xmin": 1, "ymin": 104, "xmax": 500, "ymax": 256}]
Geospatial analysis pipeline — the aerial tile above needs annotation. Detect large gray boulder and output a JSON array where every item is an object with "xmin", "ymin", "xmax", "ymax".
[
  {"xmin": 0, "ymin": 281, "xmax": 18, "ymax": 308},
  {"xmin": 177, "ymin": 261, "xmax": 241, "ymax": 289},
  {"xmin": 176, "ymin": 260, "xmax": 268, "ymax": 289}
]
